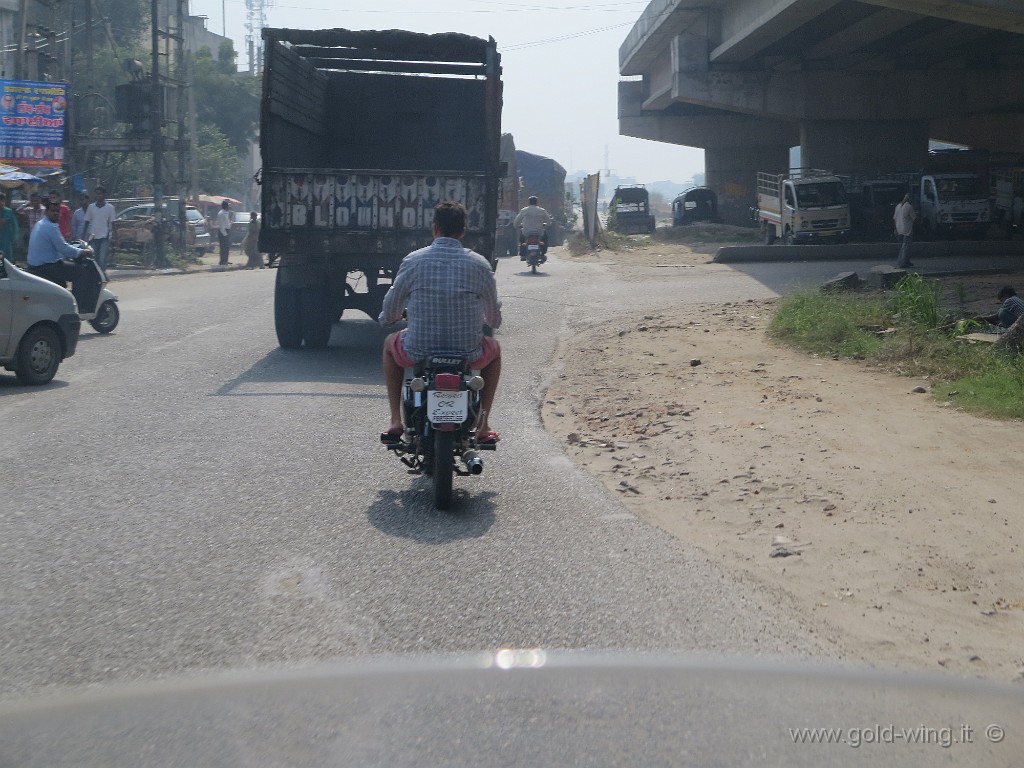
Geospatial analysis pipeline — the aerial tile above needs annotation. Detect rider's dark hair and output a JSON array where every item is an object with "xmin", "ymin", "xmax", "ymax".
[
  {"xmin": 528, "ymin": 196, "xmax": 538, "ymax": 205},
  {"xmin": 433, "ymin": 202, "xmax": 467, "ymax": 237},
  {"xmin": 998, "ymin": 286, "xmax": 1016, "ymax": 300}
]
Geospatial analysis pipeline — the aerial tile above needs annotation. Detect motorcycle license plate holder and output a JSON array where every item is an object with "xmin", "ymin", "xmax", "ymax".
[{"xmin": 428, "ymin": 390, "xmax": 469, "ymax": 424}]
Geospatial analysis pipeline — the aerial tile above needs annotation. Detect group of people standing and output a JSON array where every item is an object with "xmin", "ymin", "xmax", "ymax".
[
  {"xmin": 0, "ymin": 187, "xmax": 115, "ymax": 283},
  {"xmin": 215, "ymin": 199, "xmax": 263, "ymax": 269}
]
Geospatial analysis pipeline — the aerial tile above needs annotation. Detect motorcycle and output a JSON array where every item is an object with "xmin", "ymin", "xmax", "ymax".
[
  {"xmin": 519, "ymin": 229, "xmax": 547, "ymax": 274},
  {"xmin": 383, "ymin": 353, "xmax": 496, "ymax": 510},
  {"xmin": 70, "ymin": 242, "xmax": 120, "ymax": 333}
]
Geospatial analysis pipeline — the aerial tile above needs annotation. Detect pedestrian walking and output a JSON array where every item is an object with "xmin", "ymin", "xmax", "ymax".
[
  {"xmin": 894, "ymin": 192, "xmax": 916, "ymax": 268},
  {"xmin": 84, "ymin": 186, "xmax": 117, "ymax": 272},
  {"xmin": 216, "ymin": 200, "xmax": 232, "ymax": 265},
  {"xmin": 242, "ymin": 211, "xmax": 262, "ymax": 268}
]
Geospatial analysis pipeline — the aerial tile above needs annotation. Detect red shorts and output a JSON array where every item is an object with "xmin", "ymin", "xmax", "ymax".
[{"xmin": 388, "ymin": 331, "xmax": 499, "ymax": 370}]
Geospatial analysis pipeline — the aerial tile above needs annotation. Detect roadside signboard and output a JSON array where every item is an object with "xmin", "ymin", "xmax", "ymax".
[{"xmin": 0, "ymin": 79, "xmax": 68, "ymax": 170}]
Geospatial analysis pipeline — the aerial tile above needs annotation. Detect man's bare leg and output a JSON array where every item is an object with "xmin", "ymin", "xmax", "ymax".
[
  {"xmin": 477, "ymin": 350, "xmax": 501, "ymax": 435},
  {"xmin": 382, "ymin": 332, "xmax": 405, "ymax": 433}
]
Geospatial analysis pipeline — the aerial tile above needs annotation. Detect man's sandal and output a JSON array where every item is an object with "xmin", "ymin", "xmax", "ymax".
[{"xmin": 477, "ymin": 430, "xmax": 500, "ymax": 446}]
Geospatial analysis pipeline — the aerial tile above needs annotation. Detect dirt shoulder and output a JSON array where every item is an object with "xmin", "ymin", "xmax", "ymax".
[{"xmin": 542, "ymin": 240, "xmax": 1024, "ymax": 680}]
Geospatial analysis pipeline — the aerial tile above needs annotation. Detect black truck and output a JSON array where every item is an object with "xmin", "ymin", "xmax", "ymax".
[{"xmin": 258, "ymin": 28, "xmax": 503, "ymax": 348}]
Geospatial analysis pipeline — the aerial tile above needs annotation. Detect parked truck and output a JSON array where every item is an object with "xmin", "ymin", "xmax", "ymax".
[
  {"xmin": 258, "ymin": 28, "xmax": 503, "ymax": 348},
  {"xmin": 917, "ymin": 173, "xmax": 990, "ymax": 240},
  {"xmin": 495, "ymin": 133, "xmax": 519, "ymax": 257},
  {"xmin": 608, "ymin": 185, "xmax": 656, "ymax": 234},
  {"xmin": 515, "ymin": 150, "xmax": 567, "ymax": 246},
  {"xmin": 991, "ymin": 168, "xmax": 1023, "ymax": 239},
  {"xmin": 843, "ymin": 175, "xmax": 913, "ymax": 241},
  {"xmin": 754, "ymin": 170, "xmax": 850, "ymax": 245}
]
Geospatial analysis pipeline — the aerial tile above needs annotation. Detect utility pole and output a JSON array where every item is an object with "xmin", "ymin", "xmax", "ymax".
[
  {"xmin": 151, "ymin": 0, "xmax": 164, "ymax": 266},
  {"xmin": 16, "ymin": 0, "xmax": 29, "ymax": 80}
]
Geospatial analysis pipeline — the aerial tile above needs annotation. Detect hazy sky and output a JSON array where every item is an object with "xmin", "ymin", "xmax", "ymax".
[{"xmin": 190, "ymin": 0, "xmax": 706, "ymax": 184}]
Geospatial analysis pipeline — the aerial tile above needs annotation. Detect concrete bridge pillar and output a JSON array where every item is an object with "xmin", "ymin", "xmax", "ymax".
[
  {"xmin": 800, "ymin": 120, "xmax": 929, "ymax": 175},
  {"xmin": 705, "ymin": 144, "xmax": 790, "ymax": 226}
]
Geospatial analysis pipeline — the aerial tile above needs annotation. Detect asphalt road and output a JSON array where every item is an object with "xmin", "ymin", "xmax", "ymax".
[{"xmin": 0, "ymin": 251, "xmax": 885, "ymax": 701}]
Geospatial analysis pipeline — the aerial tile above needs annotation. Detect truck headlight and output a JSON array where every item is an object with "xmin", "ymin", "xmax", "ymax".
[
  {"xmin": 840, "ymin": 217, "xmax": 848, "ymax": 226},
  {"xmin": 800, "ymin": 220, "xmax": 809, "ymax": 230},
  {"xmin": 981, "ymin": 209, "xmax": 989, "ymax": 220},
  {"xmin": 941, "ymin": 213, "xmax": 950, "ymax": 222}
]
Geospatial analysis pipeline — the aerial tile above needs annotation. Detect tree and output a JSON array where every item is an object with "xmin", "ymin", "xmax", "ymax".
[
  {"xmin": 191, "ymin": 44, "xmax": 259, "ymax": 154},
  {"xmin": 193, "ymin": 124, "xmax": 249, "ymax": 196}
]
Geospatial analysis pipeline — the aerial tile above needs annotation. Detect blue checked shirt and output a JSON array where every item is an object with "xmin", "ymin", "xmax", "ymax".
[{"xmin": 379, "ymin": 237, "xmax": 502, "ymax": 361}]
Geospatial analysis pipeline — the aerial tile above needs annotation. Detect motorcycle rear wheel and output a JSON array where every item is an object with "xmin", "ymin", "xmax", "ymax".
[{"xmin": 432, "ymin": 430, "xmax": 454, "ymax": 510}]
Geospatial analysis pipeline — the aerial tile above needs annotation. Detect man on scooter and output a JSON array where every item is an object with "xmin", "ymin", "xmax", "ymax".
[
  {"xmin": 378, "ymin": 202, "xmax": 503, "ymax": 445},
  {"xmin": 26, "ymin": 200, "xmax": 93, "ymax": 288},
  {"xmin": 513, "ymin": 196, "xmax": 552, "ymax": 261}
]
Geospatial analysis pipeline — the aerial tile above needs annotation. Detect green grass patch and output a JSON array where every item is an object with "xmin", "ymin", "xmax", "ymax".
[
  {"xmin": 771, "ymin": 289, "xmax": 1024, "ymax": 420},
  {"xmin": 652, "ymin": 223, "xmax": 761, "ymax": 245}
]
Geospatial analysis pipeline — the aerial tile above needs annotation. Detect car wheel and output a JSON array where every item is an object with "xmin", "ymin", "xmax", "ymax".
[{"xmin": 15, "ymin": 324, "xmax": 62, "ymax": 385}]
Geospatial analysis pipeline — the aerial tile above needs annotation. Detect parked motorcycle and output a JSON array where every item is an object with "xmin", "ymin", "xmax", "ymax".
[
  {"xmin": 519, "ymin": 229, "xmax": 547, "ymax": 274},
  {"xmin": 383, "ymin": 353, "xmax": 496, "ymax": 509}
]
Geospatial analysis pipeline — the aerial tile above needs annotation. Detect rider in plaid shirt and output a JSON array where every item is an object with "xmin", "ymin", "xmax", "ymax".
[{"xmin": 379, "ymin": 202, "xmax": 503, "ymax": 444}]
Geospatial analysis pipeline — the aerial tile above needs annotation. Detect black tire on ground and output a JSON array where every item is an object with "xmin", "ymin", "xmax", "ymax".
[
  {"xmin": 300, "ymin": 286, "xmax": 332, "ymax": 349},
  {"xmin": 15, "ymin": 324, "xmax": 62, "ymax": 385},
  {"xmin": 432, "ymin": 430, "xmax": 454, "ymax": 510},
  {"xmin": 274, "ymin": 269, "xmax": 303, "ymax": 349},
  {"xmin": 90, "ymin": 300, "xmax": 119, "ymax": 333},
  {"xmin": 764, "ymin": 224, "xmax": 776, "ymax": 245},
  {"xmin": 531, "ymin": 262, "xmax": 537, "ymax": 274}
]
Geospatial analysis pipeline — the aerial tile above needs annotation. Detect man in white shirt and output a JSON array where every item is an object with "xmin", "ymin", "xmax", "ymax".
[
  {"xmin": 893, "ymin": 192, "xmax": 916, "ymax": 269},
  {"xmin": 216, "ymin": 200, "xmax": 232, "ymax": 265},
  {"xmin": 84, "ymin": 186, "xmax": 117, "ymax": 272},
  {"xmin": 513, "ymin": 196, "xmax": 552, "ymax": 261}
]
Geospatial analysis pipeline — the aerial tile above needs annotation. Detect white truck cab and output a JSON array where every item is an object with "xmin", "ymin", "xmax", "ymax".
[
  {"xmin": 918, "ymin": 174, "xmax": 989, "ymax": 239},
  {"xmin": 0, "ymin": 257, "xmax": 81, "ymax": 385},
  {"xmin": 756, "ymin": 170, "xmax": 850, "ymax": 244}
]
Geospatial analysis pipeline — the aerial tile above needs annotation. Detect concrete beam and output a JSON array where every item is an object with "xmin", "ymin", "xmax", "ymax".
[
  {"xmin": 800, "ymin": 120, "xmax": 929, "ymax": 173},
  {"xmin": 710, "ymin": 0, "xmax": 841, "ymax": 64},
  {"xmin": 620, "ymin": 1, "xmax": 708, "ymax": 76},
  {"xmin": 673, "ymin": 68, "xmax": 1024, "ymax": 121},
  {"xmin": 931, "ymin": 114, "xmax": 1024, "ymax": 154},
  {"xmin": 620, "ymin": 113, "xmax": 797, "ymax": 150},
  {"xmin": 803, "ymin": 7, "xmax": 923, "ymax": 59},
  {"xmin": 860, "ymin": 0, "xmax": 1024, "ymax": 34}
]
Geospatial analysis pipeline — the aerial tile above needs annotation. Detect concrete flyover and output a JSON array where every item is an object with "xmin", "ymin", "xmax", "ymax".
[{"xmin": 619, "ymin": 1, "xmax": 1024, "ymax": 223}]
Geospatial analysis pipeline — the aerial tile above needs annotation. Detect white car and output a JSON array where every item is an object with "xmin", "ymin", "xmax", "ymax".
[{"xmin": 0, "ymin": 256, "xmax": 80, "ymax": 385}]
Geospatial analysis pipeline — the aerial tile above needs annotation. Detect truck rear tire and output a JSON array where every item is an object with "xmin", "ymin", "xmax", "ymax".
[
  {"xmin": 764, "ymin": 224, "xmax": 776, "ymax": 245},
  {"xmin": 274, "ymin": 269, "xmax": 303, "ymax": 349},
  {"xmin": 301, "ymin": 286, "xmax": 333, "ymax": 349}
]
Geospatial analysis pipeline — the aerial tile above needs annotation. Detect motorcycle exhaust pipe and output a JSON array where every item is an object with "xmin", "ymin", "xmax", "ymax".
[{"xmin": 462, "ymin": 450, "xmax": 484, "ymax": 475}]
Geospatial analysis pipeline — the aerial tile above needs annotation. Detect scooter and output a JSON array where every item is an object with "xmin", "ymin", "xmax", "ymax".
[{"xmin": 68, "ymin": 241, "xmax": 120, "ymax": 333}]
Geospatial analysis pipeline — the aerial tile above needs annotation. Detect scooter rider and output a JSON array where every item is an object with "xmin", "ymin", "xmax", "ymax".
[
  {"xmin": 513, "ymin": 196, "xmax": 552, "ymax": 260},
  {"xmin": 27, "ymin": 200, "xmax": 93, "ymax": 288}
]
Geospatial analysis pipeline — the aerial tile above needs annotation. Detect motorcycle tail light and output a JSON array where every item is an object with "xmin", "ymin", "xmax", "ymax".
[{"xmin": 433, "ymin": 373, "xmax": 462, "ymax": 390}]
